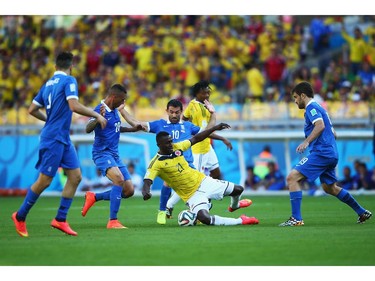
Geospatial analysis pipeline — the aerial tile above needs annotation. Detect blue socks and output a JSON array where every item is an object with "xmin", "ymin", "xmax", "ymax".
[
  {"xmin": 95, "ymin": 190, "xmax": 111, "ymax": 201},
  {"xmin": 109, "ymin": 185, "xmax": 122, "ymax": 220},
  {"xmin": 159, "ymin": 185, "xmax": 172, "ymax": 211},
  {"xmin": 17, "ymin": 189, "xmax": 40, "ymax": 221},
  {"xmin": 290, "ymin": 191, "xmax": 303, "ymax": 221},
  {"xmin": 336, "ymin": 188, "xmax": 365, "ymax": 215},
  {"xmin": 56, "ymin": 197, "xmax": 73, "ymax": 222}
]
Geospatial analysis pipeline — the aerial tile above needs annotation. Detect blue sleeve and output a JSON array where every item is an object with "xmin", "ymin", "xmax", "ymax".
[
  {"xmin": 149, "ymin": 120, "xmax": 163, "ymax": 134},
  {"xmin": 64, "ymin": 76, "xmax": 79, "ymax": 99}
]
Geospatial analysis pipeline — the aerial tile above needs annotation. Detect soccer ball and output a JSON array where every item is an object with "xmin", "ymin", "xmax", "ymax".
[{"xmin": 177, "ymin": 210, "xmax": 197, "ymax": 226}]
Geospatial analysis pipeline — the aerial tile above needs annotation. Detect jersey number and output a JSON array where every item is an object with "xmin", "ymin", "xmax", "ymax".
[
  {"xmin": 46, "ymin": 93, "xmax": 52, "ymax": 110},
  {"xmin": 171, "ymin": 130, "xmax": 180, "ymax": 140}
]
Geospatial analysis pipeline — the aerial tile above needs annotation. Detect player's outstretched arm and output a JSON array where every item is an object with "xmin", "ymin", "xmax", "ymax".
[
  {"xmin": 120, "ymin": 124, "xmax": 144, "ymax": 133},
  {"xmin": 118, "ymin": 104, "xmax": 147, "ymax": 130},
  {"xmin": 68, "ymin": 99, "xmax": 107, "ymax": 129},
  {"xmin": 210, "ymin": 133, "xmax": 233, "ymax": 150},
  {"xmin": 142, "ymin": 179, "xmax": 153, "ymax": 201},
  {"xmin": 190, "ymin": 122, "xmax": 230, "ymax": 147}
]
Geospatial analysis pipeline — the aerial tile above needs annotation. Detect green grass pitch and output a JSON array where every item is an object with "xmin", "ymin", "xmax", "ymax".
[{"xmin": 1, "ymin": 194, "xmax": 374, "ymax": 266}]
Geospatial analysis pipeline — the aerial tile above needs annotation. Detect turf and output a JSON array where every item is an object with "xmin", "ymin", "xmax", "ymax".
[{"xmin": 1, "ymin": 194, "xmax": 374, "ymax": 266}]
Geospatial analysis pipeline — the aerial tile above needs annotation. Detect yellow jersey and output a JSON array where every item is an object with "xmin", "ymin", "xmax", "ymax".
[
  {"xmin": 183, "ymin": 99, "xmax": 211, "ymax": 154},
  {"xmin": 144, "ymin": 140, "xmax": 205, "ymax": 202}
]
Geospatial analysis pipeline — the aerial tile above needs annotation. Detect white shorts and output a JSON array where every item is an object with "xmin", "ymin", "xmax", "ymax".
[
  {"xmin": 193, "ymin": 145, "xmax": 219, "ymax": 174},
  {"xmin": 186, "ymin": 176, "xmax": 234, "ymax": 214}
]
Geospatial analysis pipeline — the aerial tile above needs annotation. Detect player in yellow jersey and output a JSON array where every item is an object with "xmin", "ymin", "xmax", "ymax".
[
  {"xmin": 142, "ymin": 123, "xmax": 259, "ymax": 226},
  {"xmin": 183, "ymin": 80, "xmax": 232, "ymax": 179}
]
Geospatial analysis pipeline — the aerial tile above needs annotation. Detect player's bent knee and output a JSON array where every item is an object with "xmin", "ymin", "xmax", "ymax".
[{"xmin": 230, "ymin": 184, "xmax": 244, "ymax": 196}]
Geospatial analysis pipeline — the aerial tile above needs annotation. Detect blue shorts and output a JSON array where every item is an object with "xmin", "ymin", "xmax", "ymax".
[
  {"xmin": 294, "ymin": 152, "xmax": 338, "ymax": 185},
  {"xmin": 36, "ymin": 139, "xmax": 79, "ymax": 177},
  {"xmin": 93, "ymin": 151, "xmax": 131, "ymax": 181}
]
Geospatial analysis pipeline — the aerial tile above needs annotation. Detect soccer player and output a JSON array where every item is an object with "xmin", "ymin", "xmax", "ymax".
[
  {"xmin": 81, "ymin": 84, "xmax": 143, "ymax": 229},
  {"xmin": 279, "ymin": 81, "xmax": 372, "ymax": 226},
  {"xmin": 11, "ymin": 51, "xmax": 107, "ymax": 237},
  {"xmin": 142, "ymin": 123, "xmax": 259, "ymax": 226},
  {"xmin": 121, "ymin": 98, "xmax": 232, "ymax": 224},
  {"xmin": 183, "ymin": 80, "xmax": 232, "ymax": 180},
  {"xmin": 120, "ymin": 99, "xmax": 200, "ymax": 224}
]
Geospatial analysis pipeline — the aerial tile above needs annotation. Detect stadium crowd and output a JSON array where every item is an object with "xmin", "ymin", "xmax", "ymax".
[{"xmin": 0, "ymin": 15, "xmax": 375, "ymax": 125}]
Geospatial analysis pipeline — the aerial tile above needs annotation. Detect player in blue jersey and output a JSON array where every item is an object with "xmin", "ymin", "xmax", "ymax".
[
  {"xmin": 11, "ymin": 51, "xmax": 107, "ymax": 237},
  {"xmin": 279, "ymin": 81, "xmax": 372, "ymax": 226},
  {"xmin": 120, "ymin": 99, "xmax": 232, "ymax": 224},
  {"xmin": 81, "ymin": 84, "xmax": 143, "ymax": 229}
]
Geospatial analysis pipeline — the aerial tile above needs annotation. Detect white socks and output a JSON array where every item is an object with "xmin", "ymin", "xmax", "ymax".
[
  {"xmin": 212, "ymin": 215, "xmax": 242, "ymax": 226},
  {"xmin": 166, "ymin": 191, "xmax": 180, "ymax": 209}
]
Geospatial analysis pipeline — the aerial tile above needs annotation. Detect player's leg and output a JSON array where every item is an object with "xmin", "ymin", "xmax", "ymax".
[
  {"xmin": 51, "ymin": 143, "xmax": 82, "ymax": 236},
  {"xmin": 322, "ymin": 181, "xmax": 372, "ymax": 224},
  {"xmin": 82, "ymin": 153, "xmax": 114, "ymax": 216},
  {"xmin": 226, "ymin": 184, "xmax": 253, "ymax": 212},
  {"xmin": 105, "ymin": 166, "xmax": 128, "ymax": 229},
  {"xmin": 278, "ymin": 169, "xmax": 305, "ymax": 226},
  {"xmin": 189, "ymin": 177, "xmax": 258, "ymax": 226},
  {"xmin": 12, "ymin": 172, "xmax": 53, "ymax": 237},
  {"xmin": 12, "ymin": 140, "xmax": 63, "ymax": 237},
  {"xmin": 206, "ymin": 146, "xmax": 221, "ymax": 179},
  {"xmin": 165, "ymin": 190, "xmax": 181, "ymax": 218},
  {"xmin": 280, "ymin": 154, "xmax": 324, "ymax": 226},
  {"xmin": 157, "ymin": 183, "xmax": 172, "ymax": 224}
]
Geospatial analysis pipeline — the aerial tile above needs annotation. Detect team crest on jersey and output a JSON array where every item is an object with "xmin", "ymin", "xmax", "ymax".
[
  {"xmin": 310, "ymin": 108, "xmax": 317, "ymax": 116},
  {"xmin": 175, "ymin": 150, "xmax": 182, "ymax": 157}
]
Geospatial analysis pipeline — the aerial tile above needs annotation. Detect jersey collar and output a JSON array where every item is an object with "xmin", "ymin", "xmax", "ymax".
[
  {"xmin": 101, "ymin": 100, "xmax": 112, "ymax": 112},
  {"xmin": 166, "ymin": 120, "xmax": 183, "ymax": 124},
  {"xmin": 306, "ymin": 99, "xmax": 315, "ymax": 107},
  {"xmin": 54, "ymin": 71, "xmax": 67, "ymax": 76}
]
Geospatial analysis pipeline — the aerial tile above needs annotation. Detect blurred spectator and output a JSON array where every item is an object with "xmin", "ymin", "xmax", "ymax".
[
  {"xmin": 341, "ymin": 25, "xmax": 367, "ymax": 76},
  {"xmin": 262, "ymin": 161, "xmax": 286, "ymax": 191},
  {"xmin": 264, "ymin": 44, "xmax": 287, "ymax": 100},
  {"xmin": 353, "ymin": 162, "xmax": 374, "ymax": 190},
  {"xmin": 244, "ymin": 166, "xmax": 262, "ymax": 191},
  {"xmin": 337, "ymin": 165, "xmax": 356, "ymax": 190},
  {"xmin": 127, "ymin": 162, "xmax": 143, "ymax": 193},
  {"xmin": 79, "ymin": 169, "xmax": 112, "ymax": 192},
  {"xmin": 245, "ymin": 61, "xmax": 266, "ymax": 102},
  {"xmin": 309, "ymin": 16, "xmax": 331, "ymax": 55},
  {"xmin": 253, "ymin": 145, "xmax": 278, "ymax": 179}
]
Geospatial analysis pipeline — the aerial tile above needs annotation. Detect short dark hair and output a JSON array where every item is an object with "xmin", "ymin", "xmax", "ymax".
[
  {"xmin": 156, "ymin": 131, "xmax": 170, "ymax": 145},
  {"xmin": 190, "ymin": 80, "xmax": 212, "ymax": 97},
  {"xmin": 291, "ymin": 81, "xmax": 314, "ymax": 98},
  {"xmin": 166, "ymin": 99, "xmax": 183, "ymax": 110},
  {"xmin": 110, "ymin": 84, "xmax": 127, "ymax": 95},
  {"xmin": 56, "ymin": 51, "xmax": 74, "ymax": 69}
]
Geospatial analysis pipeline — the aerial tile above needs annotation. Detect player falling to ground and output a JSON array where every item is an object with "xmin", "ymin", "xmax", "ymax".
[
  {"xmin": 11, "ymin": 51, "xmax": 107, "ymax": 237},
  {"xmin": 279, "ymin": 81, "xmax": 372, "ymax": 227},
  {"xmin": 142, "ymin": 107, "xmax": 259, "ymax": 226},
  {"xmin": 81, "ymin": 84, "xmax": 143, "ymax": 229},
  {"xmin": 120, "ymin": 99, "xmax": 224, "ymax": 224},
  {"xmin": 158, "ymin": 81, "xmax": 233, "ymax": 221}
]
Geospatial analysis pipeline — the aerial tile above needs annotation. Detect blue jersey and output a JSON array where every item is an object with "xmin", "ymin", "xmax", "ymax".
[
  {"xmin": 148, "ymin": 119, "xmax": 200, "ymax": 166},
  {"xmin": 33, "ymin": 71, "xmax": 78, "ymax": 145},
  {"xmin": 91, "ymin": 101, "xmax": 122, "ymax": 157},
  {"xmin": 304, "ymin": 100, "xmax": 338, "ymax": 159}
]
